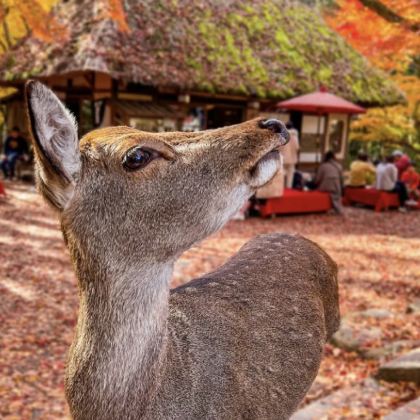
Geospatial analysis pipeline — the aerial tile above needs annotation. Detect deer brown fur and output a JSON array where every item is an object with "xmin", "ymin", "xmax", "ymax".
[{"xmin": 25, "ymin": 80, "xmax": 340, "ymax": 420}]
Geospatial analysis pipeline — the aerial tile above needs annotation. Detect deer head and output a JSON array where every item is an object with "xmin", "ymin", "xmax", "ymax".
[{"xmin": 25, "ymin": 81, "xmax": 289, "ymax": 266}]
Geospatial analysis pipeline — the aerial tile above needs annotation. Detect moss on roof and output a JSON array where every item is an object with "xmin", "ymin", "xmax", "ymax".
[{"xmin": 0, "ymin": 0, "xmax": 404, "ymax": 106}]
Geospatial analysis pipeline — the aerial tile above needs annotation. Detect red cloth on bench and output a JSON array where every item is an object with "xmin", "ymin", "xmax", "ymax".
[
  {"xmin": 259, "ymin": 189, "xmax": 332, "ymax": 217},
  {"xmin": 0, "ymin": 181, "xmax": 6, "ymax": 197},
  {"xmin": 343, "ymin": 187, "xmax": 399, "ymax": 212}
]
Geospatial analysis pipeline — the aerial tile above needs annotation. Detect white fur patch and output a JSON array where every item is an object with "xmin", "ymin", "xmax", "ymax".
[
  {"xmin": 249, "ymin": 155, "xmax": 281, "ymax": 188},
  {"xmin": 227, "ymin": 184, "xmax": 251, "ymax": 217}
]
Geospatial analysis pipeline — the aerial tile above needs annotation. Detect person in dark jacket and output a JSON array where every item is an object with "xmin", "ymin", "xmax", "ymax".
[
  {"xmin": 1, "ymin": 126, "xmax": 28, "ymax": 179},
  {"xmin": 315, "ymin": 151, "xmax": 343, "ymax": 214}
]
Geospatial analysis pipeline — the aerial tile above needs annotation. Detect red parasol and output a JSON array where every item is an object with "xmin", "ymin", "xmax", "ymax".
[
  {"xmin": 276, "ymin": 91, "xmax": 366, "ymax": 114},
  {"xmin": 276, "ymin": 90, "xmax": 365, "ymax": 165}
]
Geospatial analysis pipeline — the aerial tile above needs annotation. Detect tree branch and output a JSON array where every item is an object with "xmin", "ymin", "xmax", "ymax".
[
  {"xmin": 381, "ymin": 139, "xmax": 420, "ymax": 157},
  {"xmin": 359, "ymin": 0, "xmax": 420, "ymax": 32},
  {"xmin": 20, "ymin": 15, "xmax": 31, "ymax": 36},
  {"xmin": 0, "ymin": 38, "xmax": 7, "ymax": 53}
]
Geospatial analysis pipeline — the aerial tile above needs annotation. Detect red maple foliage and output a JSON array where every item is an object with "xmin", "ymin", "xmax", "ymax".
[{"xmin": 325, "ymin": 0, "xmax": 419, "ymax": 72}]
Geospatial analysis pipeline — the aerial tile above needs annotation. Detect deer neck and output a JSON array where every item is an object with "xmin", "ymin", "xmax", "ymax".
[{"xmin": 66, "ymin": 249, "xmax": 173, "ymax": 418}]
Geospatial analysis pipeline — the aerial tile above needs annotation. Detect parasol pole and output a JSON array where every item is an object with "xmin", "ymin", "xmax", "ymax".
[{"xmin": 316, "ymin": 109, "xmax": 322, "ymax": 167}]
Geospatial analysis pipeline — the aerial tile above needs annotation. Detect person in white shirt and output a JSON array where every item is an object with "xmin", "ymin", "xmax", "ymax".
[
  {"xmin": 282, "ymin": 122, "xmax": 300, "ymax": 189},
  {"xmin": 376, "ymin": 155, "xmax": 409, "ymax": 211}
]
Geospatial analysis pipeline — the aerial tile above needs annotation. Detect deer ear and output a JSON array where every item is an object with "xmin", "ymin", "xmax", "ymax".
[{"xmin": 25, "ymin": 80, "xmax": 80, "ymax": 211}]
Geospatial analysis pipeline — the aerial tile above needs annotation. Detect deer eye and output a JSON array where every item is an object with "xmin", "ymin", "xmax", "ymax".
[{"xmin": 123, "ymin": 147, "xmax": 154, "ymax": 171}]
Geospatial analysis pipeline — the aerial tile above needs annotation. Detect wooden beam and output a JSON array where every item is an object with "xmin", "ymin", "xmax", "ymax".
[
  {"xmin": 117, "ymin": 92, "xmax": 153, "ymax": 101},
  {"xmin": 83, "ymin": 71, "xmax": 96, "ymax": 91}
]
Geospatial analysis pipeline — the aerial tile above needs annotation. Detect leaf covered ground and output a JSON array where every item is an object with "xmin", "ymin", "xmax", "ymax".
[{"xmin": 0, "ymin": 182, "xmax": 419, "ymax": 419}]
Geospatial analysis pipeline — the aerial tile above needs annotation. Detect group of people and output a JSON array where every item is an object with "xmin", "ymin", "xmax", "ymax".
[
  {"xmin": 348, "ymin": 150, "xmax": 419, "ymax": 212},
  {"xmin": 295, "ymin": 149, "xmax": 418, "ymax": 215},
  {"xmin": 1, "ymin": 127, "xmax": 29, "ymax": 180}
]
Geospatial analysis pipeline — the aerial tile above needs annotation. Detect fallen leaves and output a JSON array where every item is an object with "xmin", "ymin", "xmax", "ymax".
[{"xmin": 1, "ymin": 182, "xmax": 419, "ymax": 418}]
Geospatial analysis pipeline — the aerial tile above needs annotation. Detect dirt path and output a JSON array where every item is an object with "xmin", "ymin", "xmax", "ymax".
[{"xmin": 1, "ymin": 182, "xmax": 419, "ymax": 419}]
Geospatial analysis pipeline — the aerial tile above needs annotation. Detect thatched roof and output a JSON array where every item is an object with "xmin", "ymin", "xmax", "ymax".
[{"xmin": 0, "ymin": 0, "xmax": 403, "ymax": 106}]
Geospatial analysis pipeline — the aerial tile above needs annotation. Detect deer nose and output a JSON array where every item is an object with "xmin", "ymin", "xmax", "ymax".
[{"xmin": 259, "ymin": 119, "xmax": 290, "ymax": 145}]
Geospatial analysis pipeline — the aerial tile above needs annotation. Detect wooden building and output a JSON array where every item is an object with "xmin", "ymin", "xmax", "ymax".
[{"xmin": 0, "ymin": 0, "xmax": 403, "ymax": 157}]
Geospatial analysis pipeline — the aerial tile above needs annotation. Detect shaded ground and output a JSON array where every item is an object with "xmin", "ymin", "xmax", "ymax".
[{"xmin": 1, "ymin": 181, "xmax": 419, "ymax": 419}]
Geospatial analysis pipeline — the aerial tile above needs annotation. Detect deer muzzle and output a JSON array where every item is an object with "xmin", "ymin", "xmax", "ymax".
[{"xmin": 258, "ymin": 119, "xmax": 290, "ymax": 146}]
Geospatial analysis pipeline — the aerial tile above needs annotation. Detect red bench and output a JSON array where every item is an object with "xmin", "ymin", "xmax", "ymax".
[
  {"xmin": 258, "ymin": 189, "xmax": 332, "ymax": 217},
  {"xmin": 343, "ymin": 187, "xmax": 399, "ymax": 212},
  {"xmin": 0, "ymin": 181, "xmax": 6, "ymax": 197}
]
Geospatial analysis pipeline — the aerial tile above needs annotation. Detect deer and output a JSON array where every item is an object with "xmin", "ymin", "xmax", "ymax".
[{"xmin": 25, "ymin": 80, "xmax": 340, "ymax": 420}]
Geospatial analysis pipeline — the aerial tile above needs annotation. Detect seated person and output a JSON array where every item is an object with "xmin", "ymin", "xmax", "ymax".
[
  {"xmin": 315, "ymin": 151, "xmax": 343, "ymax": 215},
  {"xmin": 348, "ymin": 152, "xmax": 376, "ymax": 187},
  {"xmin": 392, "ymin": 150, "xmax": 411, "ymax": 178},
  {"xmin": 1, "ymin": 126, "xmax": 28, "ymax": 180},
  {"xmin": 401, "ymin": 164, "xmax": 419, "ymax": 201},
  {"xmin": 376, "ymin": 155, "xmax": 410, "ymax": 212}
]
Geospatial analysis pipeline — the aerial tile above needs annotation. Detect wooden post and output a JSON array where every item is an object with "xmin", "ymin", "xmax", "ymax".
[
  {"xmin": 245, "ymin": 100, "xmax": 260, "ymax": 121},
  {"xmin": 316, "ymin": 113, "xmax": 322, "ymax": 165},
  {"xmin": 91, "ymin": 71, "xmax": 96, "ymax": 128},
  {"xmin": 344, "ymin": 114, "xmax": 352, "ymax": 168},
  {"xmin": 110, "ymin": 79, "xmax": 119, "ymax": 125}
]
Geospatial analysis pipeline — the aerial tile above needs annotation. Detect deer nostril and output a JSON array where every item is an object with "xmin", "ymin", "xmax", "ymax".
[{"xmin": 259, "ymin": 119, "xmax": 290, "ymax": 143}]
